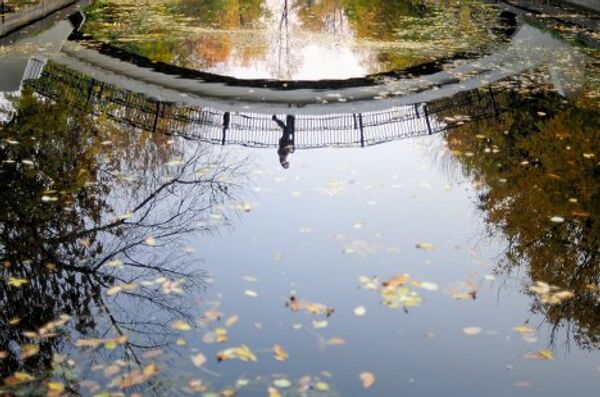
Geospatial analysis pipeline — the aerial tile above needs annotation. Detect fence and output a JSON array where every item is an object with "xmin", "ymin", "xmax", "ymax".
[{"xmin": 27, "ymin": 61, "xmax": 519, "ymax": 149}]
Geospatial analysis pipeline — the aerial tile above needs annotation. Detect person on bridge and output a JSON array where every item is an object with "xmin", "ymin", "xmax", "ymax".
[{"xmin": 273, "ymin": 115, "xmax": 295, "ymax": 169}]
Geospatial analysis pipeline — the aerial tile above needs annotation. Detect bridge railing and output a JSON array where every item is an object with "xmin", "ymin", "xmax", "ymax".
[{"xmin": 26, "ymin": 62, "xmax": 519, "ymax": 149}]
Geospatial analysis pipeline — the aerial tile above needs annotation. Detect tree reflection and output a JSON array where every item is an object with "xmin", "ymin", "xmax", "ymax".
[
  {"xmin": 445, "ymin": 85, "xmax": 600, "ymax": 349},
  {"xmin": 0, "ymin": 87, "xmax": 247, "ymax": 392}
]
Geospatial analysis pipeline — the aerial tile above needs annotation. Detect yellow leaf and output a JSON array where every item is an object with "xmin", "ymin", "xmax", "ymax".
[
  {"xmin": 415, "ymin": 243, "xmax": 434, "ymax": 250},
  {"xmin": 171, "ymin": 320, "xmax": 192, "ymax": 331},
  {"xmin": 268, "ymin": 387, "xmax": 282, "ymax": 397},
  {"xmin": 538, "ymin": 350, "xmax": 555, "ymax": 360},
  {"xmin": 512, "ymin": 325, "xmax": 534, "ymax": 335},
  {"xmin": 143, "ymin": 363, "xmax": 159, "ymax": 379},
  {"xmin": 19, "ymin": 344, "xmax": 39, "ymax": 359},
  {"xmin": 272, "ymin": 344, "xmax": 289, "ymax": 361},
  {"xmin": 225, "ymin": 315, "xmax": 239, "ymax": 328},
  {"xmin": 8, "ymin": 278, "xmax": 28, "ymax": 287},
  {"xmin": 47, "ymin": 382, "xmax": 65, "ymax": 392},
  {"xmin": 4, "ymin": 371, "xmax": 35, "ymax": 385}
]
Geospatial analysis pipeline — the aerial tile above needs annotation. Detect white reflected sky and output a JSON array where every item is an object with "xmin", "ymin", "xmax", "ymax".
[{"xmin": 202, "ymin": 0, "xmax": 370, "ymax": 80}]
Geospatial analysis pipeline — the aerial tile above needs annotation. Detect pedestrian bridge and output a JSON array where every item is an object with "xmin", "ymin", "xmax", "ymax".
[{"xmin": 0, "ymin": 4, "xmax": 590, "ymax": 151}]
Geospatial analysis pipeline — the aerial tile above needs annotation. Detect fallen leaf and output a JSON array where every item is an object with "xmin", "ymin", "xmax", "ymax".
[
  {"xmin": 463, "ymin": 327, "xmax": 482, "ymax": 336},
  {"xmin": 273, "ymin": 344, "xmax": 289, "ymax": 362},
  {"xmin": 359, "ymin": 372, "xmax": 376, "ymax": 389},
  {"xmin": 8, "ymin": 278, "xmax": 28, "ymax": 287},
  {"xmin": 191, "ymin": 353, "xmax": 207, "ymax": 367},
  {"xmin": 171, "ymin": 320, "xmax": 192, "ymax": 331},
  {"xmin": 354, "ymin": 306, "xmax": 367, "ymax": 316}
]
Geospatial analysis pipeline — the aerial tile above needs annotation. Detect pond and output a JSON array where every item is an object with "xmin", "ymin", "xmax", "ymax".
[{"xmin": 0, "ymin": 1, "xmax": 599, "ymax": 397}]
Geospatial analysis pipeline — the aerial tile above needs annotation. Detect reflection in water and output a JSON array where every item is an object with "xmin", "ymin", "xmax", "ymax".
[
  {"xmin": 0, "ymin": 13, "xmax": 598, "ymax": 392},
  {"xmin": 82, "ymin": 0, "xmax": 506, "ymax": 80},
  {"xmin": 273, "ymin": 114, "xmax": 295, "ymax": 168},
  {"xmin": 0, "ymin": 86, "xmax": 248, "ymax": 394},
  {"xmin": 446, "ymin": 82, "xmax": 600, "ymax": 349}
]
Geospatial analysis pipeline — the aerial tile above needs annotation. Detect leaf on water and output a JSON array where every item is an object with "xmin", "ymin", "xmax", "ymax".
[
  {"xmin": 382, "ymin": 287, "xmax": 423, "ymax": 309},
  {"xmin": 19, "ymin": 344, "xmax": 39, "ymax": 360},
  {"xmin": 382, "ymin": 274, "xmax": 410, "ymax": 288},
  {"xmin": 225, "ymin": 315, "xmax": 239, "ymax": 328},
  {"xmin": 358, "ymin": 276, "xmax": 380, "ymax": 291},
  {"xmin": 268, "ymin": 387, "xmax": 282, "ymax": 397},
  {"xmin": 415, "ymin": 281, "xmax": 439, "ymax": 291},
  {"xmin": 221, "ymin": 387, "xmax": 237, "ymax": 396},
  {"xmin": 354, "ymin": 306, "xmax": 367, "ymax": 316},
  {"xmin": 191, "ymin": 353, "xmax": 207, "ymax": 367},
  {"xmin": 7, "ymin": 277, "xmax": 28, "ymax": 287},
  {"xmin": 217, "ymin": 345, "xmax": 257, "ymax": 362},
  {"xmin": 272, "ymin": 378, "xmax": 292, "ymax": 388},
  {"xmin": 313, "ymin": 320, "xmax": 329, "ymax": 329},
  {"xmin": 512, "ymin": 325, "xmax": 534, "ymax": 335},
  {"xmin": 529, "ymin": 281, "xmax": 575, "ymax": 305},
  {"xmin": 359, "ymin": 372, "xmax": 376, "ymax": 389},
  {"xmin": 286, "ymin": 296, "xmax": 334, "ymax": 317},
  {"xmin": 4, "ymin": 371, "xmax": 35, "ymax": 385},
  {"xmin": 187, "ymin": 379, "xmax": 208, "ymax": 392},
  {"xmin": 463, "ymin": 327, "xmax": 482, "ymax": 336},
  {"xmin": 117, "ymin": 364, "xmax": 158, "ymax": 389},
  {"xmin": 171, "ymin": 320, "xmax": 192, "ymax": 331},
  {"xmin": 75, "ymin": 338, "xmax": 102, "ymax": 348},
  {"xmin": 326, "ymin": 337, "xmax": 346, "ymax": 346},
  {"xmin": 272, "ymin": 344, "xmax": 289, "ymax": 362},
  {"xmin": 524, "ymin": 350, "xmax": 555, "ymax": 361},
  {"xmin": 416, "ymin": 242, "xmax": 434, "ymax": 250},
  {"xmin": 47, "ymin": 381, "xmax": 65, "ymax": 393},
  {"xmin": 315, "ymin": 382, "xmax": 330, "ymax": 391},
  {"xmin": 143, "ymin": 363, "xmax": 159, "ymax": 379}
]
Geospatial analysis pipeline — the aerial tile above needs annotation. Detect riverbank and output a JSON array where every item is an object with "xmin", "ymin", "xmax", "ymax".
[{"xmin": 0, "ymin": 0, "xmax": 78, "ymax": 37}]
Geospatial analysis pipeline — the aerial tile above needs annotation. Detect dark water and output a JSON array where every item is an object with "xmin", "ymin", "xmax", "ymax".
[{"xmin": 1, "ymin": 1, "xmax": 599, "ymax": 396}]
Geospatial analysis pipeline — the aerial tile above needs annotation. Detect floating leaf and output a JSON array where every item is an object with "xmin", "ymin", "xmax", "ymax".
[
  {"xmin": 416, "ymin": 242, "xmax": 434, "ymax": 250},
  {"xmin": 171, "ymin": 320, "xmax": 192, "ymax": 331},
  {"xmin": 359, "ymin": 372, "xmax": 376, "ymax": 389},
  {"xmin": 272, "ymin": 344, "xmax": 289, "ymax": 362},
  {"xmin": 4, "ymin": 371, "xmax": 35, "ymax": 385},
  {"xmin": 512, "ymin": 325, "xmax": 534, "ymax": 335},
  {"xmin": 7, "ymin": 278, "xmax": 28, "ymax": 287},
  {"xmin": 190, "ymin": 353, "xmax": 207, "ymax": 367},
  {"xmin": 273, "ymin": 379, "xmax": 292, "ymax": 388},
  {"xmin": 47, "ymin": 381, "xmax": 65, "ymax": 393},
  {"xmin": 354, "ymin": 306, "xmax": 367, "ymax": 316},
  {"xmin": 326, "ymin": 337, "xmax": 346, "ymax": 346},
  {"xmin": 315, "ymin": 382, "xmax": 330, "ymax": 391},
  {"xmin": 462, "ymin": 327, "xmax": 482, "ymax": 336},
  {"xmin": 524, "ymin": 350, "xmax": 555, "ymax": 361},
  {"xmin": 225, "ymin": 315, "xmax": 239, "ymax": 328},
  {"xmin": 217, "ymin": 345, "xmax": 257, "ymax": 362},
  {"xmin": 19, "ymin": 344, "xmax": 39, "ymax": 360},
  {"xmin": 312, "ymin": 320, "xmax": 329, "ymax": 329},
  {"xmin": 75, "ymin": 338, "xmax": 102, "ymax": 348}
]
